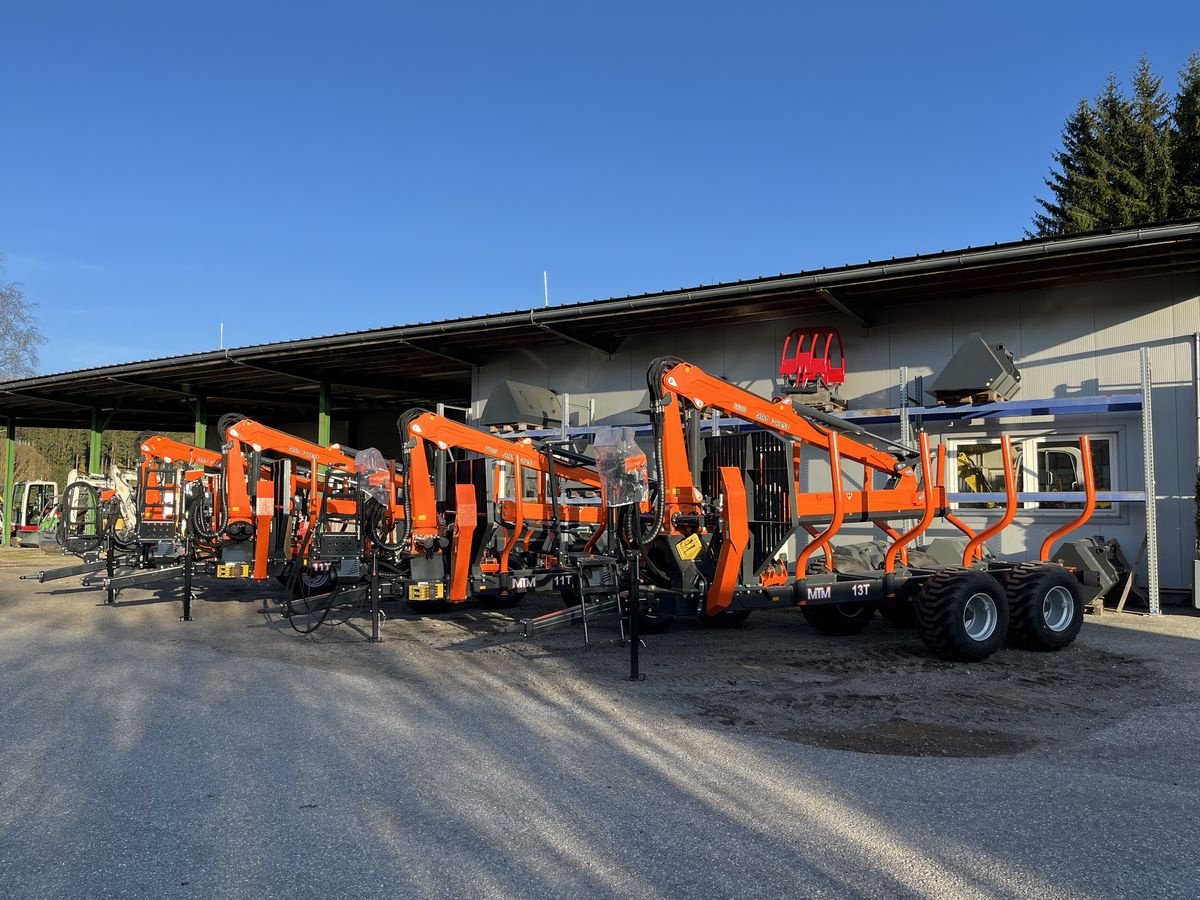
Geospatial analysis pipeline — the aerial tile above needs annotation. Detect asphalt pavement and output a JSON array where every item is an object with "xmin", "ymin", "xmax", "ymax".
[{"xmin": 1, "ymin": 565, "xmax": 1197, "ymax": 899}]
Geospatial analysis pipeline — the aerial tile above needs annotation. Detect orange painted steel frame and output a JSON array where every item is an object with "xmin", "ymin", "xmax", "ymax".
[
  {"xmin": 402, "ymin": 411, "xmax": 605, "ymax": 600},
  {"xmin": 883, "ymin": 435, "xmax": 939, "ymax": 573},
  {"xmin": 708, "ymin": 466, "xmax": 749, "ymax": 615},
  {"xmin": 653, "ymin": 361, "xmax": 944, "ymax": 570},
  {"xmin": 137, "ymin": 435, "xmax": 223, "ymax": 526},
  {"xmin": 962, "ymin": 436, "xmax": 1017, "ymax": 566},
  {"xmin": 449, "ymin": 483, "xmax": 478, "ymax": 600},
  {"xmin": 1039, "ymin": 436, "xmax": 1097, "ymax": 562},
  {"xmin": 654, "ymin": 361, "xmax": 940, "ymax": 544},
  {"xmin": 796, "ymin": 431, "xmax": 845, "ymax": 576},
  {"xmin": 220, "ymin": 418, "xmax": 402, "ymax": 580}
]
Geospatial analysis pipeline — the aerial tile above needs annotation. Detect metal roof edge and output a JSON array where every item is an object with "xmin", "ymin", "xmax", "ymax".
[{"xmin": 6, "ymin": 220, "xmax": 1198, "ymax": 390}]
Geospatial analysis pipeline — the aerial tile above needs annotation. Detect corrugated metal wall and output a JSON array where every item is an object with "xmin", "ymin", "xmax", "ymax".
[{"xmin": 475, "ymin": 271, "xmax": 1200, "ymax": 593}]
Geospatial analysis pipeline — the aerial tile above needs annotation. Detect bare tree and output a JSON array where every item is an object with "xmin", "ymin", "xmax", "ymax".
[{"xmin": 0, "ymin": 255, "xmax": 46, "ymax": 380}]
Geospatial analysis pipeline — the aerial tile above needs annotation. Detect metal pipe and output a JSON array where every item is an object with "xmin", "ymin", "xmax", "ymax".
[
  {"xmin": 885, "ymin": 433, "xmax": 936, "ymax": 572},
  {"xmin": 963, "ymin": 435, "xmax": 1017, "ymax": 565},
  {"xmin": 797, "ymin": 432, "xmax": 844, "ymax": 574},
  {"xmin": 1039, "ymin": 436, "xmax": 1096, "ymax": 562}
]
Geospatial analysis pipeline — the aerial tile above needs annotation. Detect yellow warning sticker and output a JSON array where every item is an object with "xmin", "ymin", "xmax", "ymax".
[{"xmin": 676, "ymin": 533, "xmax": 703, "ymax": 561}]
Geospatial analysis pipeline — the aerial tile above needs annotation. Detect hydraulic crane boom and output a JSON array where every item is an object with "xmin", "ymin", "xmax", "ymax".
[{"xmin": 397, "ymin": 409, "xmax": 605, "ymax": 603}]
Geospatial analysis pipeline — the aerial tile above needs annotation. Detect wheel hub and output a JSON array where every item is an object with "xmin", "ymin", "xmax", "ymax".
[
  {"xmin": 962, "ymin": 592, "xmax": 998, "ymax": 642},
  {"xmin": 1042, "ymin": 585, "xmax": 1074, "ymax": 632}
]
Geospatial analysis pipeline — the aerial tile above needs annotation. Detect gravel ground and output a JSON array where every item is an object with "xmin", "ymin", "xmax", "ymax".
[{"xmin": 1, "ymin": 550, "xmax": 1198, "ymax": 899}]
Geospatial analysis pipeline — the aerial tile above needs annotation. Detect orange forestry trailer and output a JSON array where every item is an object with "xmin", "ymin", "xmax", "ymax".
[
  {"xmin": 213, "ymin": 415, "xmax": 404, "ymax": 592},
  {"xmin": 612, "ymin": 356, "xmax": 1098, "ymax": 663},
  {"xmin": 392, "ymin": 408, "xmax": 607, "ymax": 609}
]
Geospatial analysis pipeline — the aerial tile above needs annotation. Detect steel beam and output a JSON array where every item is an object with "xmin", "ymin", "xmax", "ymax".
[
  {"xmin": 89, "ymin": 408, "xmax": 102, "ymax": 474},
  {"xmin": 815, "ymin": 288, "xmax": 873, "ymax": 329},
  {"xmin": 194, "ymin": 394, "xmax": 207, "ymax": 448},
  {"xmin": 318, "ymin": 382, "xmax": 332, "ymax": 447},
  {"xmin": 1140, "ymin": 347, "xmax": 1160, "ymax": 614},
  {"xmin": 3, "ymin": 419, "xmax": 14, "ymax": 548},
  {"xmin": 529, "ymin": 315, "xmax": 623, "ymax": 356}
]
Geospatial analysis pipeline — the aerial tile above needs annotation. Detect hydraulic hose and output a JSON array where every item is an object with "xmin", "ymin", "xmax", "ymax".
[
  {"xmin": 393, "ymin": 410, "xmax": 434, "ymax": 551},
  {"xmin": 282, "ymin": 481, "xmax": 344, "ymax": 634},
  {"xmin": 624, "ymin": 357, "xmax": 680, "ymax": 548},
  {"xmin": 364, "ymin": 495, "xmax": 404, "ymax": 552}
]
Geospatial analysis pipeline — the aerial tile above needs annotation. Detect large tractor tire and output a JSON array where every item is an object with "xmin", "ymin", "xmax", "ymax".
[
  {"xmin": 801, "ymin": 602, "xmax": 874, "ymax": 636},
  {"xmin": 915, "ymin": 568, "xmax": 1008, "ymax": 661},
  {"xmin": 1002, "ymin": 563, "xmax": 1085, "ymax": 651}
]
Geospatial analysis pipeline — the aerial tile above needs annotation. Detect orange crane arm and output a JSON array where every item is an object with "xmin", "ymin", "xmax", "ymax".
[
  {"xmin": 224, "ymin": 419, "xmax": 358, "ymax": 470},
  {"xmin": 402, "ymin": 411, "xmax": 602, "ymax": 487},
  {"xmin": 138, "ymin": 435, "xmax": 222, "ymax": 470},
  {"xmin": 656, "ymin": 359, "xmax": 906, "ymax": 476}
]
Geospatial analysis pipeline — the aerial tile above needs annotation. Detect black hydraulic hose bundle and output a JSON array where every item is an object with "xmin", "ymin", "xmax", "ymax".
[
  {"xmin": 623, "ymin": 356, "xmax": 679, "ymax": 548},
  {"xmin": 393, "ymin": 410, "xmax": 431, "ymax": 552},
  {"xmin": 281, "ymin": 478, "xmax": 345, "ymax": 635},
  {"xmin": 364, "ymin": 496, "xmax": 404, "ymax": 552}
]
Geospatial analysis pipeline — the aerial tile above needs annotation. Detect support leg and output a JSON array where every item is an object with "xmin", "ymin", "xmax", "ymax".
[
  {"xmin": 628, "ymin": 553, "xmax": 644, "ymax": 682},
  {"xmin": 105, "ymin": 538, "xmax": 116, "ymax": 606},
  {"xmin": 181, "ymin": 545, "xmax": 194, "ymax": 621},
  {"xmin": 370, "ymin": 552, "xmax": 381, "ymax": 643}
]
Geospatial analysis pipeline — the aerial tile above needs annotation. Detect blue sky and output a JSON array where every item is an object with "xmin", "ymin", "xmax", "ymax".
[{"xmin": 2, "ymin": 2, "xmax": 1198, "ymax": 375}]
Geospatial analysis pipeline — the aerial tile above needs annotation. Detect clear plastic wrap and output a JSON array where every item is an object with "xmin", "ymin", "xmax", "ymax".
[
  {"xmin": 354, "ymin": 448, "xmax": 390, "ymax": 505},
  {"xmin": 592, "ymin": 426, "xmax": 649, "ymax": 507}
]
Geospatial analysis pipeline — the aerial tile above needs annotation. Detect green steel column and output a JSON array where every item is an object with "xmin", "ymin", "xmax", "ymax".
[
  {"xmin": 3, "ymin": 420, "xmax": 15, "ymax": 547},
  {"xmin": 318, "ymin": 381, "xmax": 331, "ymax": 447},
  {"xmin": 89, "ymin": 408, "xmax": 103, "ymax": 474},
  {"xmin": 194, "ymin": 395, "xmax": 207, "ymax": 448}
]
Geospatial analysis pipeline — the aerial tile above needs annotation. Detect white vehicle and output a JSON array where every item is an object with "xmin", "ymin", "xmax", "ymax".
[{"xmin": 2, "ymin": 480, "xmax": 59, "ymax": 546}]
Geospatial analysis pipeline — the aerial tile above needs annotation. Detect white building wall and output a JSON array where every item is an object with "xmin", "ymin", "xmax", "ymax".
[{"xmin": 474, "ymin": 272, "xmax": 1200, "ymax": 595}]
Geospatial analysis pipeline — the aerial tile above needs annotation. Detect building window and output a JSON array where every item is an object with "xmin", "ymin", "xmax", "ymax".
[
  {"xmin": 954, "ymin": 440, "xmax": 1024, "ymax": 510},
  {"xmin": 949, "ymin": 433, "xmax": 1116, "ymax": 515},
  {"xmin": 1031, "ymin": 437, "xmax": 1114, "ymax": 511}
]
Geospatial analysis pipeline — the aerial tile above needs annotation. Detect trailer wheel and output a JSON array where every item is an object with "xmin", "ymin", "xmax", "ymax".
[
  {"xmin": 914, "ymin": 569, "xmax": 1008, "ymax": 661},
  {"xmin": 880, "ymin": 577, "xmax": 922, "ymax": 627},
  {"xmin": 479, "ymin": 592, "xmax": 526, "ymax": 610},
  {"xmin": 698, "ymin": 608, "xmax": 752, "ymax": 628},
  {"xmin": 802, "ymin": 602, "xmax": 874, "ymax": 635},
  {"xmin": 878, "ymin": 598, "xmax": 916, "ymax": 627},
  {"xmin": 1003, "ymin": 563, "xmax": 1084, "ymax": 651}
]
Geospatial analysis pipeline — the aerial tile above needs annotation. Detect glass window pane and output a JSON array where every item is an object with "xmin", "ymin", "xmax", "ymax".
[
  {"xmin": 955, "ymin": 442, "xmax": 1023, "ymax": 509},
  {"xmin": 1037, "ymin": 438, "xmax": 1112, "ymax": 510}
]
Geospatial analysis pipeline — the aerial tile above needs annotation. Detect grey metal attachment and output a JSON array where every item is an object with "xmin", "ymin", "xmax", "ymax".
[{"xmin": 929, "ymin": 333, "xmax": 1022, "ymax": 404}]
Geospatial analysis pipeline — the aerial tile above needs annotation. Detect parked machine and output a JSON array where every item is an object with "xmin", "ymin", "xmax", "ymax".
[
  {"xmin": 526, "ymin": 356, "xmax": 1101, "ymax": 665},
  {"xmin": 16, "ymin": 330, "xmax": 1122, "ymax": 664},
  {"xmin": 2, "ymin": 479, "xmax": 58, "ymax": 545},
  {"xmin": 391, "ymin": 408, "xmax": 608, "ymax": 609}
]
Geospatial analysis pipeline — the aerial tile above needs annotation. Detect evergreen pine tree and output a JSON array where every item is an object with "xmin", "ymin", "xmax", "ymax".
[
  {"xmin": 1033, "ymin": 61, "xmax": 1188, "ymax": 234},
  {"xmin": 1171, "ymin": 52, "xmax": 1200, "ymax": 217},
  {"xmin": 1129, "ymin": 57, "xmax": 1174, "ymax": 222},
  {"xmin": 1080, "ymin": 73, "xmax": 1143, "ymax": 227},
  {"xmin": 1032, "ymin": 100, "xmax": 1102, "ymax": 236}
]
